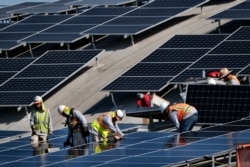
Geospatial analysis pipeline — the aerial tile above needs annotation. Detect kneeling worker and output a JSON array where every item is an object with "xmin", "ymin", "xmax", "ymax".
[
  {"xmin": 90, "ymin": 109, "xmax": 125, "ymax": 142},
  {"xmin": 160, "ymin": 103, "xmax": 198, "ymax": 133},
  {"xmin": 57, "ymin": 105, "xmax": 89, "ymax": 147}
]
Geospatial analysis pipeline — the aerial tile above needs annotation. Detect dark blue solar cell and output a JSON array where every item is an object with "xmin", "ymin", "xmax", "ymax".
[
  {"xmin": 209, "ymin": 10, "xmax": 250, "ymax": 19},
  {"xmin": 35, "ymin": 50, "xmax": 103, "ymax": 64},
  {"xmin": 122, "ymin": 63, "xmax": 190, "ymax": 76},
  {"xmin": 144, "ymin": 0, "xmax": 208, "ymax": 7},
  {"xmin": 160, "ymin": 35, "xmax": 228, "ymax": 48},
  {"xmin": 0, "ymin": 72, "xmax": 16, "ymax": 84},
  {"xmin": 209, "ymin": 41, "xmax": 250, "ymax": 54},
  {"xmin": 237, "ymin": 65, "xmax": 250, "ymax": 76},
  {"xmin": 0, "ymin": 78, "xmax": 64, "ymax": 91},
  {"xmin": 0, "ymin": 58, "xmax": 34, "ymax": 71},
  {"xmin": 170, "ymin": 69, "xmax": 208, "ymax": 83},
  {"xmin": 0, "ymin": 91, "xmax": 45, "ymax": 106},
  {"xmin": 62, "ymin": 16, "xmax": 114, "ymax": 24},
  {"xmin": 83, "ymin": 25, "xmax": 148, "ymax": 35},
  {"xmin": 0, "ymin": 41, "xmax": 22, "ymax": 50},
  {"xmin": 230, "ymin": 1, "xmax": 250, "ymax": 10},
  {"xmin": 101, "ymin": 76, "xmax": 172, "ymax": 91},
  {"xmin": 228, "ymin": 27, "xmax": 250, "ymax": 40},
  {"xmin": 42, "ymin": 25, "xmax": 93, "ymax": 33},
  {"xmin": 0, "ymin": 24, "xmax": 53, "ymax": 32},
  {"xmin": 124, "ymin": 8, "xmax": 188, "ymax": 16},
  {"xmin": 142, "ymin": 49, "xmax": 209, "ymax": 62},
  {"xmin": 20, "ymin": 33, "xmax": 82, "ymax": 42},
  {"xmin": 190, "ymin": 55, "xmax": 250, "ymax": 68},
  {"xmin": 106, "ymin": 16, "xmax": 166, "ymax": 25},
  {"xmin": 80, "ymin": 7, "xmax": 134, "ymax": 16},
  {"xmin": 20, "ymin": 15, "xmax": 73, "ymax": 24},
  {"xmin": 0, "ymin": 32, "xmax": 33, "ymax": 40},
  {"xmin": 186, "ymin": 85, "xmax": 250, "ymax": 124},
  {"xmin": 15, "ymin": 64, "xmax": 83, "ymax": 77}
]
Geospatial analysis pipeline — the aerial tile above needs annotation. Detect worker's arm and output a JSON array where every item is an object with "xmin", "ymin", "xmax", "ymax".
[
  {"xmin": 103, "ymin": 116, "xmax": 117, "ymax": 133},
  {"xmin": 47, "ymin": 110, "xmax": 53, "ymax": 135},
  {"xmin": 30, "ymin": 110, "xmax": 36, "ymax": 135},
  {"xmin": 168, "ymin": 110, "xmax": 180, "ymax": 131},
  {"xmin": 73, "ymin": 110, "xmax": 89, "ymax": 137}
]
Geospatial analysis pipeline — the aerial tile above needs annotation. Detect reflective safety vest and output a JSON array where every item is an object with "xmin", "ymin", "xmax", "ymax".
[
  {"xmin": 34, "ymin": 109, "xmax": 49, "ymax": 134},
  {"xmin": 91, "ymin": 112, "xmax": 116, "ymax": 138},
  {"xmin": 167, "ymin": 103, "xmax": 194, "ymax": 121}
]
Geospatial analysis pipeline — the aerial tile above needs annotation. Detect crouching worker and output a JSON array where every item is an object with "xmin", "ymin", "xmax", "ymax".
[
  {"xmin": 160, "ymin": 103, "xmax": 198, "ymax": 133},
  {"xmin": 89, "ymin": 109, "xmax": 125, "ymax": 142},
  {"xmin": 57, "ymin": 105, "xmax": 89, "ymax": 147}
]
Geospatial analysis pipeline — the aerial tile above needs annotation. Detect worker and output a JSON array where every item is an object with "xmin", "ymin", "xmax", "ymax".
[
  {"xmin": 57, "ymin": 105, "xmax": 89, "ymax": 147},
  {"xmin": 30, "ymin": 96, "xmax": 53, "ymax": 144},
  {"xmin": 136, "ymin": 92, "xmax": 152, "ymax": 107},
  {"xmin": 160, "ymin": 102, "xmax": 198, "ymax": 133},
  {"xmin": 89, "ymin": 109, "xmax": 125, "ymax": 142},
  {"xmin": 219, "ymin": 68, "xmax": 240, "ymax": 85}
]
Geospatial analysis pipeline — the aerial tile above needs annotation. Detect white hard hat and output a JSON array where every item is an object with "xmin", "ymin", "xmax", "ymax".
[
  {"xmin": 207, "ymin": 78, "xmax": 216, "ymax": 85},
  {"xmin": 116, "ymin": 109, "xmax": 124, "ymax": 120},
  {"xmin": 33, "ymin": 96, "xmax": 43, "ymax": 104},
  {"xmin": 57, "ymin": 105, "xmax": 65, "ymax": 114},
  {"xmin": 160, "ymin": 103, "xmax": 169, "ymax": 114}
]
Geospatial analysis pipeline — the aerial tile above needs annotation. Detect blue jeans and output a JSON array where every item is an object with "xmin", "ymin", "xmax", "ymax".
[{"xmin": 179, "ymin": 113, "xmax": 198, "ymax": 133}]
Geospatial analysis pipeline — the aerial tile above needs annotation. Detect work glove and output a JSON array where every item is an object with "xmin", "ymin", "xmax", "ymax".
[{"xmin": 63, "ymin": 139, "xmax": 71, "ymax": 148}]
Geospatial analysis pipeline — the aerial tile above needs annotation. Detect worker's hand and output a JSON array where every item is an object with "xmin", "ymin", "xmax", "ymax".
[
  {"xmin": 113, "ymin": 135, "xmax": 121, "ymax": 141},
  {"xmin": 31, "ymin": 126, "xmax": 36, "ymax": 135}
]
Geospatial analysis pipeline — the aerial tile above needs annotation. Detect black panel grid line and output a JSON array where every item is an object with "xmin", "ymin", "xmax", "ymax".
[
  {"xmin": 237, "ymin": 64, "xmax": 250, "ymax": 76},
  {"xmin": 189, "ymin": 54, "xmax": 250, "ymax": 69},
  {"xmin": 186, "ymin": 85, "xmax": 250, "ymax": 124},
  {"xmin": 159, "ymin": 34, "xmax": 229, "ymax": 49},
  {"xmin": 227, "ymin": 26, "xmax": 250, "ymax": 41},
  {"xmin": 208, "ymin": 41, "xmax": 250, "ymax": 54},
  {"xmin": 101, "ymin": 76, "xmax": 172, "ymax": 92}
]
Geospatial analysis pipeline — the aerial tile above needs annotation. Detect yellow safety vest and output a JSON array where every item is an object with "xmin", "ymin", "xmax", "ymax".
[
  {"xmin": 91, "ymin": 112, "xmax": 116, "ymax": 138},
  {"xmin": 34, "ymin": 108, "xmax": 49, "ymax": 134}
]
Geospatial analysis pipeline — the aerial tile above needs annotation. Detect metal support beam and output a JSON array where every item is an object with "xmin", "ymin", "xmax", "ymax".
[
  {"xmin": 29, "ymin": 43, "xmax": 33, "ymax": 58},
  {"xmin": 91, "ymin": 35, "xmax": 96, "ymax": 49}
]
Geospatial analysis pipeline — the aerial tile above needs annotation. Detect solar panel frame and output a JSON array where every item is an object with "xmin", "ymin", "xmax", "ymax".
[
  {"xmin": 208, "ymin": 10, "xmax": 250, "ymax": 20},
  {"xmin": 208, "ymin": 41, "xmax": 250, "ymax": 54},
  {"xmin": 237, "ymin": 64, "xmax": 250, "ymax": 76}
]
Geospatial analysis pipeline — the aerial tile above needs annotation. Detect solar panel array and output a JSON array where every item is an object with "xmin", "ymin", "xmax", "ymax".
[
  {"xmin": 186, "ymin": 85, "xmax": 250, "ymax": 124},
  {"xmin": 101, "ymin": 34, "xmax": 228, "ymax": 92},
  {"xmin": 0, "ymin": 50, "xmax": 104, "ymax": 107},
  {"xmin": 19, "ymin": 7, "xmax": 135, "ymax": 44},
  {"xmin": 1, "ymin": 119, "xmax": 250, "ymax": 166},
  {"xmin": 82, "ymin": 0, "xmax": 209, "ymax": 36},
  {"xmin": 67, "ymin": 0, "xmax": 137, "ymax": 7},
  {"xmin": 208, "ymin": 1, "xmax": 250, "ymax": 20},
  {"xmin": 0, "ymin": 2, "xmax": 44, "ymax": 21}
]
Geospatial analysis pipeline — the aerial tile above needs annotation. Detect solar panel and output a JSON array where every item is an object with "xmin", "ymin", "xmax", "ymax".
[
  {"xmin": 237, "ymin": 64, "xmax": 250, "ymax": 76},
  {"xmin": 0, "ymin": 32, "xmax": 33, "ymax": 40},
  {"xmin": 0, "ymin": 58, "xmax": 34, "ymax": 71},
  {"xmin": 159, "ymin": 34, "xmax": 228, "ymax": 48},
  {"xmin": 41, "ymin": 25, "xmax": 93, "ymax": 33},
  {"xmin": 0, "ymin": 50, "xmax": 103, "ymax": 106},
  {"xmin": 186, "ymin": 85, "xmax": 250, "ymax": 124},
  {"xmin": 19, "ymin": 15, "xmax": 73, "ymax": 24},
  {"xmin": 62, "ymin": 16, "xmax": 114, "ymax": 25},
  {"xmin": 0, "ymin": 72, "xmax": 16, "ymax": 85},
  {"xmin": 0, "ymin": 24, "xmax": 54, "ymax": 33},
  {"xmin": 79, "ymin": 7, "xmax": 135, "ymax": 16},
  {"xmin": 101, "ymin": 76, "xmax": 172, "ymax": 91},
  {"xmin": 144, "ymin": 0, "xmax": 208, "ymax": 8},
  {"xmin": 69, "ymin": 0, "xmax": 136, "ymax": 6},
  {"xmin": 122, "ymin": 63, "xmax": 191, "ymax": 76},
  {"xmin": 19, "ymin": 33, "xmax": 83, "ymax": 43},
  {"xmin": 227, "ymin": 26, "xmax": 250, "ymax": 40},
  {"xmin": 209, "ymin": 41, "xmax": 250, "ymax": 54},
  {"xmin": 83, "ymin": 0, "xmax": 209, "ymax": 36},
  {"xmin": 190, "ymin": 54, "xmax": 250, "ymax": 69},
  {"xmin": 142, "ymin": 49, "xmax": 210, "ymax": 62}
]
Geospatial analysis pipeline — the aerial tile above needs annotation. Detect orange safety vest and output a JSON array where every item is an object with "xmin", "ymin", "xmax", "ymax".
[{"xmin": 167, "ymin": 103, "xmax": 194, "ymax": 121}]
